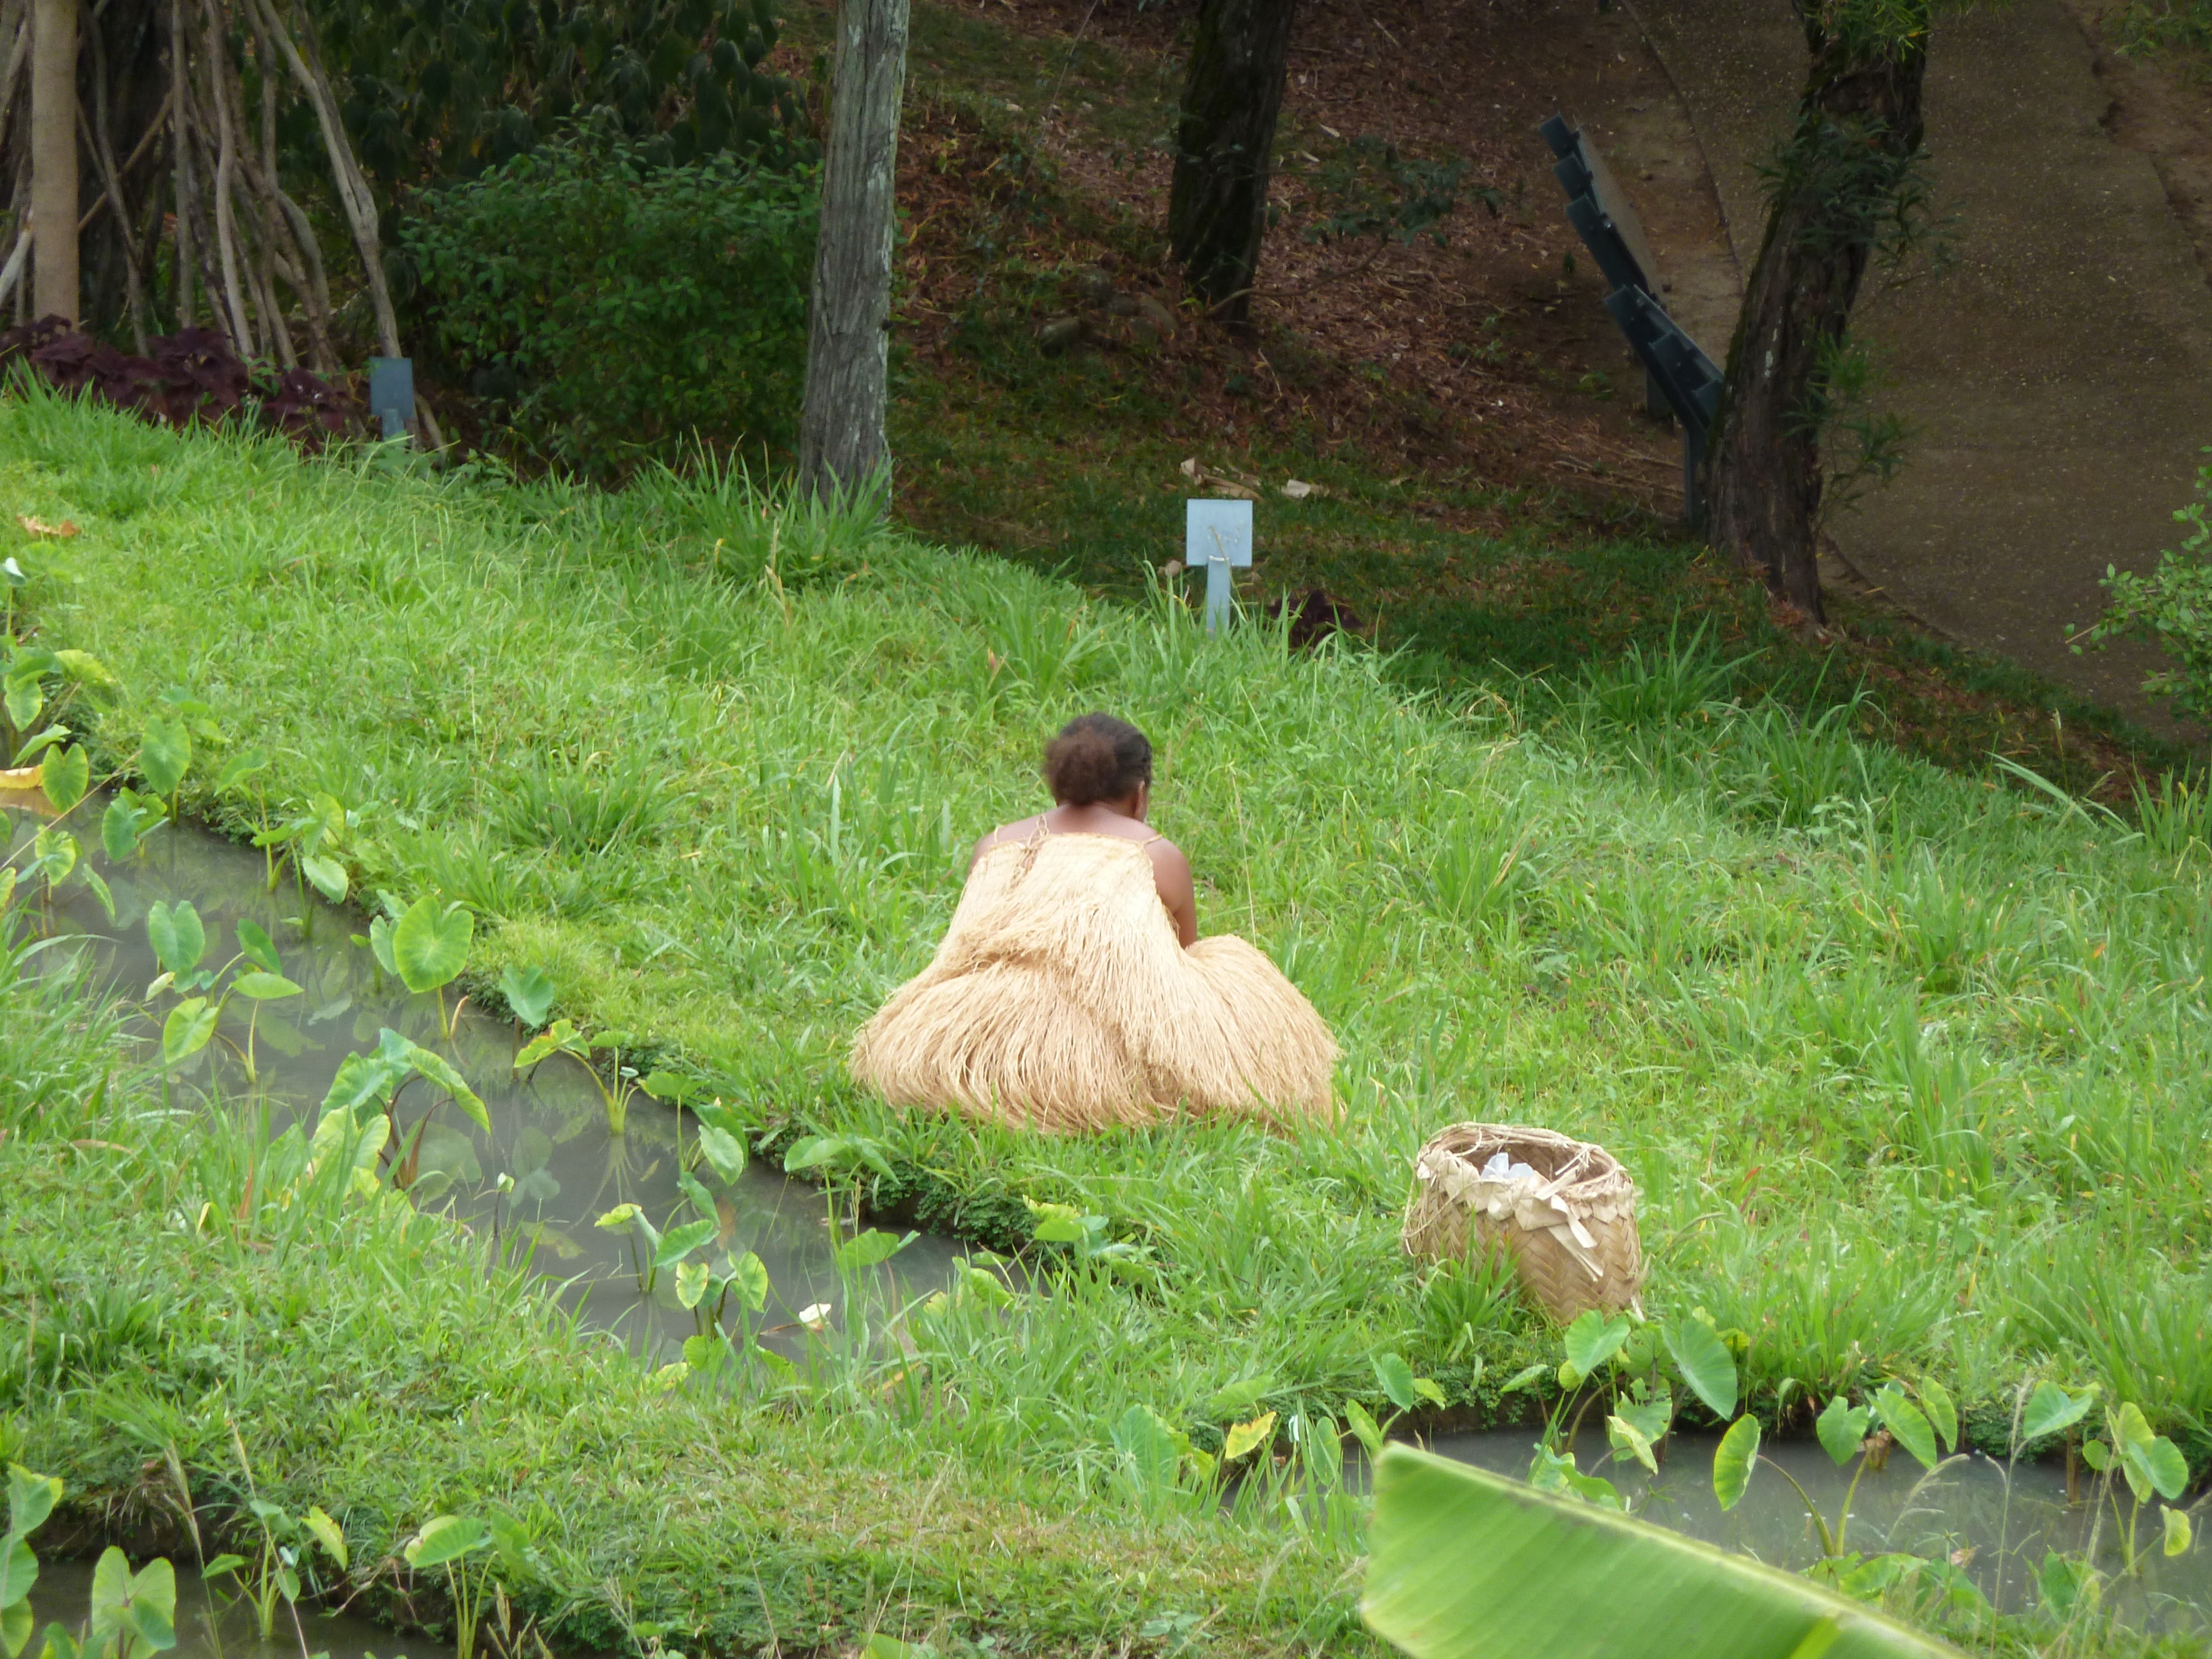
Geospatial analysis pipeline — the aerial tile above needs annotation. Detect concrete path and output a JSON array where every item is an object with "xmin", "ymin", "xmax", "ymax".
[{"xmin": 1627, "ymin": 0, "xmax": 2212, "ymax": 734}]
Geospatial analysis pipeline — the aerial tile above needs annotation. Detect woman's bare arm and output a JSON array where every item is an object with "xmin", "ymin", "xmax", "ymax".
[{"xmin": 1147, "ymin": 841, "xmax": 1199, "ymax": 948}]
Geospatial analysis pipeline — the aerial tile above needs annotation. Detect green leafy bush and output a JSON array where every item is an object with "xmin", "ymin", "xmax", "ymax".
[
  {"xmin": 2075, "ymin": 453, "xmax": 2212, "ymax": 721},
  {"xmin": 401, "ymin": 132, "xmax": 817, "ymax": 477},
  {"xmin": 320, "ymin": 0, "xmax": 810, "ymax": 187},
  {"xmin": 2112, "ymin": 0, "xmax": 2212, "ymax": 64}
]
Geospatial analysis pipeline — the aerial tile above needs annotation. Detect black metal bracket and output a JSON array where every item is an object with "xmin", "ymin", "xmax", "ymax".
[{"xmin": 1540, "ymin": 113, "xmax": 1724, "ymax": 528}]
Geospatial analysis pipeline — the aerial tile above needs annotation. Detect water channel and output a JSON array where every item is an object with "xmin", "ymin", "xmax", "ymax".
[
  {"xmin": 7, "ymin": 796, "xmax": 2206, "ymax": 1647},
  {"xmin": 2, "ymin": 794, "xmax": 973, "ymax": 1355},
  {"xmin": 25, "ymin": 1560, "xmax": 413, "ymax": 1659}
]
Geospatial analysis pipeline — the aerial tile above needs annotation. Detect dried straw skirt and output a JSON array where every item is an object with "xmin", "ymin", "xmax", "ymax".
[{"xmin": 849, "ymin": 832, "xmax": 1338, "ymax": 1130}]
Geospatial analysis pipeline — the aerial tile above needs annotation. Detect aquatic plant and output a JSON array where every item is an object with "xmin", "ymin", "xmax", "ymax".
[
  {"xmin": 496, "ymin": 964, "xmax": 557, "ymax": 1029},
  {"xmin": 2, "ymin": 1464, "xmax": 62, "ymax": 1657},
  {"xmin": 3, "ymin": 1468, "xmax": 179, "ymax": 1659},
  {"xmin": 139, "ymin": 904, "xmax": 306, "ymax": 1088},
  {"xmin": 202, "ymin": 1474, "xmax": 347, "ymax": 1645},
  {"xmin": 1710, "ymin": 1376, "xmax": 1961, "ymax": 1563},
  {"xmin": 2076, "ymin": 1399, "xmax": 2195, "ymax": 1577},
  {"xmin": 400, "ymin": 1517, "xmax": 493, "ymax": 1659},
  {"xmin": 516, "ymin": 1020, "xmax": 632, "ymax": 1135}
]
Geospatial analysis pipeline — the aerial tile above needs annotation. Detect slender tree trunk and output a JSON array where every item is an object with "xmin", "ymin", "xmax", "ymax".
[
  {"xmin": 1702, "ymin": 4, "xmax": 1928, "ymax": 622},
  {"xmin": 29, "ymin": 0, "xmax": 76, "ymax": 322},
  {"xmin": 1167, "ymin": 0, "xmax": 1296, "ymax": 324},
  {"xmin": 798, "ymin": 0, "xmax": 908, "ymax": 503}
]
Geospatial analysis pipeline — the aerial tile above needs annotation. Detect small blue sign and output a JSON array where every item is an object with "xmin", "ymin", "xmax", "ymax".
[
  {"xmin": 1185, "ymin": 498, "xmax": 1253, "ymax": 568},
  {"xmin": 1185, "ymin": 498, "xmax": 1253, "ymax": 634},
  {"xmin": 368, "ymin": 357, "xmax": 414, "ymax": 442}
]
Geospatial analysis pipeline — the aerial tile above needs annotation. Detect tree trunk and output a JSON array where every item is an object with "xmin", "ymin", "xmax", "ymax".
[
  {"xmin": 797, "ymin": 0, "xmax": 908, "ymax": 503},
  {"xmin": 29, "ymin": 0, "xmax": 75, "ymax": 323},
  {"xmin": 1701, "ymin": 4, "xmax": 1928, "ymax": 622},
  {"xmin": 1167, "ymin": 0, "xmax": 1296, "ymax": 324}
]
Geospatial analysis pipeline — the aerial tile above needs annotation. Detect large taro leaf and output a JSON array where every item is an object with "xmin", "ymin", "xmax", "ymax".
[
  {"xmin": 1362, "ymin": 1447, "xmax": 1962, "ymax": 1659},
  {"xmin": 392, "ymin": 895, "xmax": 472, "ymax": 994}
]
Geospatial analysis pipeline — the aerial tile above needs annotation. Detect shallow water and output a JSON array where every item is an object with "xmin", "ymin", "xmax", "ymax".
[
  {"xmin": 2, "ymin": 797, "xmax": 970, "ymax": 1355},
  {"xmin": 25, "ymin": 1559, "xmax": 414, "ymax": 1659},
  {"xmin": 1428, "ymin": 1426, "xmax": 2210, "ymax": 1626}
]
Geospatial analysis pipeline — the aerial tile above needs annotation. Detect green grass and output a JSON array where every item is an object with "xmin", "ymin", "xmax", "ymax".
[
  {"xmin": 0, "ymin": 933, "xmax": 1357, "ymax": 1658},
  {"xmin": 4, "ymin": 390, "xmax": 2212, "ymax": 1655}
]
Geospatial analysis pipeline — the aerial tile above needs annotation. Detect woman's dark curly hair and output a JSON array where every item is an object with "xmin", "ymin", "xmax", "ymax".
[{"xmin": 1042, "ymin": 713, "xmax": 1154, "ymax": 806}]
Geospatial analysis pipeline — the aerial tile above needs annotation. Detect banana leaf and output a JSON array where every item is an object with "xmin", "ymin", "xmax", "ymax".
[{"xmin": 1363, "ymin": 1446, "xmax": 1961, "ymax": 1659}]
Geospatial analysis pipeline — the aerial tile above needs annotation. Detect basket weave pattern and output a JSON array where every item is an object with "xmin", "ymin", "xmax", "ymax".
[{"xmin": 1400, "ymin": 1122, "xmax": 1644, "ymax": 1322}]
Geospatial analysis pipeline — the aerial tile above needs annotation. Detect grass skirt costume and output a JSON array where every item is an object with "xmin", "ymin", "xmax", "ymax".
[{"xmin": 849, "ymin": 830, "xmax": 1337, "ymax": 1131}]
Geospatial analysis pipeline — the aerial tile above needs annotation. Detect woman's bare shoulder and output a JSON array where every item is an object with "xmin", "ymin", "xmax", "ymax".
[
  {"xmin": 1142, "ymin": 834, "xmax": 1192, "ymax": 874},
  {"xmin": 972, "ymin": 815, "xmax": 1046, "ymax": 863}
]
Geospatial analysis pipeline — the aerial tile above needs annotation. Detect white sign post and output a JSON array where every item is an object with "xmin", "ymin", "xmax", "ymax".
[{"xmin": 1185, "ymin": 498, "xmax": 1253, "ymax": 634}]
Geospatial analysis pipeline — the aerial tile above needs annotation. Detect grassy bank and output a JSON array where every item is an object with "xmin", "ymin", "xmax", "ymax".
[{"xmin": 4, "ymin": 391, "xmax": 2211, "ymax": 1651}]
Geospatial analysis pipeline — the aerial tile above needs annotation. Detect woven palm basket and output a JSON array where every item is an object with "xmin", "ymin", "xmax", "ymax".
[{"xmin": 1400, "ymin": 1123, "xmax": 1644, "ymax": 1322}]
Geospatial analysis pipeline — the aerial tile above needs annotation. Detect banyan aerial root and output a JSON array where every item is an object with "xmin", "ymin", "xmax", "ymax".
[{"xmin": 0, "ymin": 0, "xmax": 399, "ymax": 370}]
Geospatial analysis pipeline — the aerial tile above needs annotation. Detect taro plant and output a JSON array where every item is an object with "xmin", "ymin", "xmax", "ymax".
[
  {"xmin": 1504, "ymin": 1307, "xmax": 1745, "ymax": 1506},
  {"xmin": 134, "ymin": 691, "xmax": 224, "ymax": 823},
  {"xmin": 594, "ymin": 1200, "xmax": 718, "ymax": 1298},
  {"xmin": 2076, "ymin": 1397, "xmax": 2194, "ymax": 1575},
  {"xmin": 676, "ymin": 1249, "xmax": 781, "ymax": 1386},
  {"xmin": 143, "ymin": 905, "xmax": 304, "ymax": 1086},
  {"xmin": 1110, "ymin": 1404, "xmax": 1224, "ymax": 1521},
  {"xmin": 2, "ymin": 1464, "xmax": 63, "ymax": 1658},
  {"xmin": 0, "ymin": 648, "xmax": 124, "ymax": 930},
  {"xmin": 3, "ymin": 821, "xmax": 114, "ymax": 930},
  {"xmin": 1020, "ymin": 1196, "xmax": 1154, "ymax": 1284},
  {"xmin": 1713, "ymin": 1376, "xmax": 1963, "ymax": 1571},
  {"xmin": 399, "ymin": 1516, "xmax": 494, "ymax": 1659},
  {"xmin": 322, "ymin": 1027, "xmax": 492, "ymax": 1190},
  {"xmin": 36, "ymin": 1551, "xmax": 178, "ymax": 1659},
  {"xmin": 678, "ymin": 1094, "xmax": 751, "ymax": 1188},
  {"xmin": 204, "ymin": 1498, "xmax": 347, "ymax": 1642},
  {"xmin": 98, "ymin": 791, "xmax": 165, "ymax": 864},
  {"xmin": 517, "ymin": 1019, "xmax": 633, "ymax": 1133},
  {"xmin": 496, "ymin": 963, "xmax": 557, "ymax": 1029},
  {"xmin": 3, "ymin": 644, "xmax": 117, "ymax": 776},
  {"xmin": 3, "ymin": 1467, "xmax": 181, "ymax": 1659},
  {"xmin": 364, "ymin": 894, "xmax": 473, "ymax": 1039},
  {"xmin": 1343, "ymin": 1350, "xmax": 1452, "ymax": 1471},
  {"xmin": 253, "ymin": 790, "xmax": 353, "ymax": 909}
]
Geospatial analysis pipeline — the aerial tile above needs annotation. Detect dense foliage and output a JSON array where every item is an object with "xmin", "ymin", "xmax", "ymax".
[
  {"xmin": 399, "ymin": 134, "xmax": 817, "ymax": 474},
  {"xmin": 318, "ymin": 0, "xmax": 811, "ymax": 188}
]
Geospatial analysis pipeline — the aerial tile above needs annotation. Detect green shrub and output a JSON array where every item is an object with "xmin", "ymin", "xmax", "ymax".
[
  {"xmin": 2112, "ymin": 0, "xmax": 2212, "ymax": 62},
  {"xmin": 401, "ymin": 133, "xmax": 817, "ymax": 477},
  {"xmin": 322, "ymin": 0, "xmax": 811, "ymax": 188},
  {"xmin": 2075, "ymin": 453, "xmax": 2212, "ymax": 721}
]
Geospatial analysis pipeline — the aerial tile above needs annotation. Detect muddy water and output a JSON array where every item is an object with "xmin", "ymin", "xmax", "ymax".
[
  {"xmin": 1428, "ymin": 1427, "xmax": 2210, "ymax": 1627},
  {"xmin": 2, "ymin": 799, "xmax": 971, "ymax": 1355},
  {"xmin": 24, "ymin": 1559, "xmax": 416, "ymax": 1659}
]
